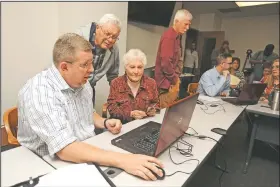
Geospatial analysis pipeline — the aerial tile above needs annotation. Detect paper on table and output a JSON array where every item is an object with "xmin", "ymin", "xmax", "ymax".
[
  {"xmin": 36, "ymin": 163, "xmax": 111, "ymax": 187},
  {"xmin": 230, "ymin": 74, "xmax": 241, "ymax": 86},
  {"xmin": 198, "ymin": 95, "xmax": 220, "ymax": 102}
]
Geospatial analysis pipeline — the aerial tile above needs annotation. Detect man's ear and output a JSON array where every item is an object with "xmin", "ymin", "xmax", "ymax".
[{"xmin": 60, "ymin": 62, "xmax": 69, "ymax": 72}]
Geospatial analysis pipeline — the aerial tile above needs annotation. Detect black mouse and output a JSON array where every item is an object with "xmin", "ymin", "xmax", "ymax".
[
  {"xmin": 210, "ymin": 104, "xmax": 218, "ymax": 107},
  {"xmin": 150, "ymin": 166, "xmax": 165, "ymax": 180},
  {"xmin": 197, "ymin": 100, "xmax": 204, "ymax": 105}
]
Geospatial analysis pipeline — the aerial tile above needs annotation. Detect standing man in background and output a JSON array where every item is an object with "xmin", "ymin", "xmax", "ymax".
[
  {"xmin": 211, "ymin": 40, "xmax": 231, "ymax": 67},
  {"xmin": 249, "ymin": 44, "xmax": 278, "ymax": 81},
  {"xmin": 76, "ymin": 14, "xmax": 121, "ymax": 107},
  {"xmin": 154, "ymin": 9, "xmax": 193, "ymax": 108},
  {"xmin": 183, "ymin": 41, "xmax": 199, "ymax": 74}
]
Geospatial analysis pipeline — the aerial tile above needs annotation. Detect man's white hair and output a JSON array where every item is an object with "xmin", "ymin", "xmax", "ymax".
[
  {"xmin": 173, "ymin": 9, "xmax": 193, "ymax": 24},
  {"xmin": 123, "ymin": 49, "xmax": 147, "ymax": 67},
  {"xmin": 98, "ymin": 14, "xmax": 121, "ymax": 30}
]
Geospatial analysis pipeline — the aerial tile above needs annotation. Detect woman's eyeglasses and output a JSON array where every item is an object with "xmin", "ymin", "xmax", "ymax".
[{"xmin": 272, "ymin": 65, "xmax": 279, "ymax": 69}]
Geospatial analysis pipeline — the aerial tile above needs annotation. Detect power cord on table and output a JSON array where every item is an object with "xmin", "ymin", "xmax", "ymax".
[
  {"xmin": 184, "ymin": 130, "xmax": 228, "ymax": 187},
  {"xmin": 200, "ymin": 102, "xmax": 226, "ymax": 115},
  {"xmin": 165, "ymin": 139, "xmax": 200, "ymax": 177}
]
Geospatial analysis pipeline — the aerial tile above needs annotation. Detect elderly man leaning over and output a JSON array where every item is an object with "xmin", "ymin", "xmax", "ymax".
[
  {"xmin": 76, "ymin": 14, "xmax": 121, "ymax": 106},
  {"xmin": 17, "ymin": 33, "xmax": 164, "ymax": 181}
]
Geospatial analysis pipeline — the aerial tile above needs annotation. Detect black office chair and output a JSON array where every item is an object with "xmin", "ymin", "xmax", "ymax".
[{"xmin": 144, "ymin": 66, "xmax": 155, "ymax": 79}]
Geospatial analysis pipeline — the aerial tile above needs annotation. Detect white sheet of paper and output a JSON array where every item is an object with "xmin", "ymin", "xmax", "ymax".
[
  {"xmin": 230, "ymin": 74, "xmax": 241, "ymax": 85},
  {"xmin": 36, "ymin": 163, "xmax": 111, "ymax": 187},
  {"xmin": 198, "ymin": 95, "xmax": 220, "ymax": 102}
]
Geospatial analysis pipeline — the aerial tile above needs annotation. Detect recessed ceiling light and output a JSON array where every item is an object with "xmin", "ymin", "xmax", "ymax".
[{"xmin": 235, "ymin": 2, "xmax": 278, "ymax": 7}]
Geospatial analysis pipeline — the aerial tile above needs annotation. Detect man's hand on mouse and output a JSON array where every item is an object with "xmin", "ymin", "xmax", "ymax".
[{"xmin": 118, "ymin": 154, "xmax": 164, "ymax": 181}]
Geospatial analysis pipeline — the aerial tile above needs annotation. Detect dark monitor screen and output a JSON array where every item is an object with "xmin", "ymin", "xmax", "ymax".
[
  {"xmin": 154, "ymin": 93, "xmax": 199, "ymax": 157},
  {"xmin": 128, "ymin": 2, "xmax": 176, "ymax": 27}
]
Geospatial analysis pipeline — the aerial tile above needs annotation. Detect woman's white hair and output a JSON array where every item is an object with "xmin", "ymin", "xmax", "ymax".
[
  {"xmin": 173, "ymin": 9, "xmax": 193, "ymax": 24},
  {"xmin": 123, "ymin": 49, "xmax": 147, "ymax": 67},
  {"xmin": 98, "ymin": 14, "xmax": 121, "ymax": 30}
]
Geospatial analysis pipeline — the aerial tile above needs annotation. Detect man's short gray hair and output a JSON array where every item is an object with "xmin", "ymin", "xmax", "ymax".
[
  {"xmin": 98, "ymin": 14, "xmax": 121, "ymax": 30},
  {"xmin": 216, "ymin": 53, "xmax": 232, "ymax": 65},
  {"xmin": 53, "ymin": 33, "xmax": 92, "ymax": 66},
  {"xmin": 174, "ymin": 9, "xmax": 193, "ymax": 24},
  {"xmin": 123, "ymin": 49, "xmax": 147, "ymax": 67}
]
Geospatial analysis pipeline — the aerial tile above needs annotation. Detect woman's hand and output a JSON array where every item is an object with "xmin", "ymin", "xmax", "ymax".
[{"xmin": 130, "ymin": 110, "xmax": 147, "ymax": 119}]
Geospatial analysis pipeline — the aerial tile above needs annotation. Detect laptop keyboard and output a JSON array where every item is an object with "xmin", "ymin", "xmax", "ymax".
[{"xmin": 132, "ymin": 129, "xmax": 160, "ymax": 153}]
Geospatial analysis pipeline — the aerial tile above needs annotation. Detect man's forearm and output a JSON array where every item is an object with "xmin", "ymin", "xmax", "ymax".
[
  {"xmin": 56, "ymin": 141, "xmax": 122, "ymax": 167},
  {"xmin": 93, "ymin": 112, "xmax": 105, "ymax": 129},
  {"xmin": 204, "ymin": 77, "xmax": 227, "ymax": 96}
]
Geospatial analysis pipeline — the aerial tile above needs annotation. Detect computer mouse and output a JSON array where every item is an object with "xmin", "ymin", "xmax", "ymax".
[
  {"xmin": 210, "ymin": 104, "xmax": 219, "ymax": 107},
  {"xmin": 149, "ymin": 166, "xmax": 165, "ymax": 180},
  {"xmin": 197, "ymin": 100, "xmax": 204, "ymax": 105}
]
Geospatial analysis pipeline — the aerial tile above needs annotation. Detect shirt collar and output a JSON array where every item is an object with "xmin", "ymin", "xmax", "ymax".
[
  {"xmin": 170, "ymin": 27, "xmax": 180, "ymax": 39},
  {"xmin": 49, "ymin": 64, "xmax": 84, "ymax": 92},
  {"xmin": 119, "ymin": 74, "xmax": 147, "ymax": 93},
  {"xmin": 213, "ymin": 67, "xmax": 222, "ymax": 78}
]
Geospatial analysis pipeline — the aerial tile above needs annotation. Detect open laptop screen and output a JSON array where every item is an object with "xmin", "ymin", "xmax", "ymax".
[
  {"xmin": 154, "ymin": 93, "xmax": 198, "ymax": 157},
  {"xmin": 238, "ymin": 83, "xmax": 267, "ymax": 102}
]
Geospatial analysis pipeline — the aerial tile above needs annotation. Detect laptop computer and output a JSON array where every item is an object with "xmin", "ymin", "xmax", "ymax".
[
  {"xmin": 221, "ymin": 83, "xmax": 267, "ymax": 105},
  {"xmin": 111, "ymin": 93, "xmax": 199, "ymax": 157}
]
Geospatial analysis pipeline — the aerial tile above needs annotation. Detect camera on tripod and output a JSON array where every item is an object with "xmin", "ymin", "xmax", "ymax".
[{"xmin": 246, "ymin": 49, "xmax": 252, "ymax": 58}]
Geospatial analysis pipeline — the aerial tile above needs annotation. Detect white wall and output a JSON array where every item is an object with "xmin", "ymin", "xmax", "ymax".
[
  {"xmin": 1, "ymin": 2, "xmax": 128, "ymax": 118},
  {"xmin": 1, "ymin": 2, "xmax": 59, "ymax": 120},
  {"xmin": 222, "ymin": 14, "xmax": 279, "ymax": 68}
]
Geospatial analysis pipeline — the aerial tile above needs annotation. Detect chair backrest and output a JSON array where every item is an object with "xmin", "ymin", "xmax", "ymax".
[
  {"xmin": 102, "ymin": 103, "xmax": 108, "ymax": 118},
  {"xmin": 3, "ymin": 107, "xmax": 20, "ymax": 145},
  {"xmin": 144, "ymin": 66, "xmax": 155, "ymax": 79},
  {"xmin": 187, "ymin": 83, "xmax": 199, "ymax": 96}
]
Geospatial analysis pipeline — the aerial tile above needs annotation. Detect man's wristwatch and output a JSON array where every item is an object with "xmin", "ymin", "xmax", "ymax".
[{"xmin": 104, "ymin": 119, "xmax": 109, "ymax": 129}]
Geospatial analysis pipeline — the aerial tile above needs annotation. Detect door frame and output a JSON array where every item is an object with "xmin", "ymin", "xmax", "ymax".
[{"xmin": 197, "ymin": 31, "xmax": 225, "ymax": 70}]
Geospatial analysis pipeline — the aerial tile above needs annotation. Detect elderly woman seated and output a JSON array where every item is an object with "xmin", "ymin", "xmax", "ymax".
[
  {"xmin": 107, "ymin": 49, "xmax": 159, "ymax": 124},
  {"xmin": 260, "ymin": 58, "xmax": 279, "ymax": 102}
]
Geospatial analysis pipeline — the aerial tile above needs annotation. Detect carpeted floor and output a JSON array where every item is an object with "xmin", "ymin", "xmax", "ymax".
[{"xmin": 186, "ymin": 118, "xmax": 279, "ymax": 187}]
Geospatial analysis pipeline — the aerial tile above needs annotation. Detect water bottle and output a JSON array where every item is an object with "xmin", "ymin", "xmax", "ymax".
[{"xmin": 270, "ymin": 88, "xmax": 279, "ymax": 111}]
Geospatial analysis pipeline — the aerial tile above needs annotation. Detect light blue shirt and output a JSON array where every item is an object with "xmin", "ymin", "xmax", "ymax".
[{"xmin": 197, "ymin": 67, "xmax": 230, "ymax": 97}]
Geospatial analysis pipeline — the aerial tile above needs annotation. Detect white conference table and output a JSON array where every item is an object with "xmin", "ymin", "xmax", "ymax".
[
  {"xmin": 43, "ymin": 97, "xmax": 245, "ymax": 187},
  {"xmin": 1, "ymin": 146, "xmax": 55, "ymax": 187}
]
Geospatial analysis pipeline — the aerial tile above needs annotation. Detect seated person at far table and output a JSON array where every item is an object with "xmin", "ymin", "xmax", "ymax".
[
  {"xmin": 17, "ymin": 33, "xmax": 164, "ymax": 181},
  {"xmin": 229, "ymin": 57, "xmax": 245, "ymax": 90},
  {"xmin": 107, "ymin": 49, "xmax": 159, "ymax": 124},
  {"xmin": 197, "ymin": 53, "xmax": 232, "ymax": 97},
  {"xmin": 260, "ymin": 63, "xmax": 272, "ymax": 83},
  {"xmin": 260, "ymin": 58, "xmax": 279, "ymax": 103}
]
